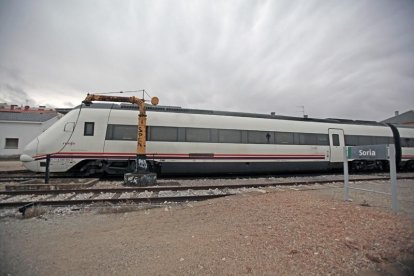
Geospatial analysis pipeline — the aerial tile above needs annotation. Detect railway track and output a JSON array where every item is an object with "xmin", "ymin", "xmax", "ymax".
[
  {"xmin": 0, "ymin": 174, "xmax": 96, "ymax": 183},
  {"xmin": 2, "ymin": 175, "xmax": 414, "ymax": 195},
  {"xmin": 0, "ymin": 194, "xmax": 230, "ymax": 209},
  {"xmin": 1, "ymin": 175, "xmax": 413, "ymax": 209}
]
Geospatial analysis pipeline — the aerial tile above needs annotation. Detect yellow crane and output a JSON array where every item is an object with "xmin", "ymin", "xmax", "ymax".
[{"xmin": 83, "ymin": 92, "xmax": 159, "ymax": 185}]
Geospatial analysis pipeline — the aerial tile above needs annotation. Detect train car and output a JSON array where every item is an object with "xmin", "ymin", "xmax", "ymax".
[
  {"xmin": 20, "ymin": 103, "xmax": 414, "ymax": 175},
  {"xmin": 399, "ymin": 126, "xmax": 414, "ymax": 170}
]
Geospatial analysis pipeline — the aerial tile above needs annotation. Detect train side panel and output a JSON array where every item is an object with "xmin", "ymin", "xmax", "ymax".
[{"xmin": 398, "ymin": 126, "xmax": 414, "ymax": 169}]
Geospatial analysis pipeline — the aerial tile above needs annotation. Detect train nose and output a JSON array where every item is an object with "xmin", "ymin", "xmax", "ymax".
[{"xmin": 20, "ymin": 138, "xmax": 39, "ymax": 171}]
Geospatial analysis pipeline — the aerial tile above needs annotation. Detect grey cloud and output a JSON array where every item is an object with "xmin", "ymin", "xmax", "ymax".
[
  {"xmin": 0, "ymin": 67, "xmax": 37, "ymax": 106},
  {"xmin": 0, "ymin": 0, "xmax": 413, "ymax": 120}
]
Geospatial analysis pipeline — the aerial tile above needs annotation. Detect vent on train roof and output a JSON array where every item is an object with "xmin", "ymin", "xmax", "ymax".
[
  {"xmin": 119, "ymin": 103, "xmax": 183, "ymax": 111},
  {"xmin": 326, "ymin": 118, "xmax": 380, "ymax": 125},
  {"xmin": 120, "ymin": 104, "xmax": 137, "ymax": 110},
  {"xmin": 147, "ymin": 105, "xmax": 183, "ymax": 111},
  {"xmin": 326, "ymin": 118, "xmax": 354, "ymax": 122},
  {"xmin": 355, "ymin": 120, "xmax": 380, "ymax": 124}
]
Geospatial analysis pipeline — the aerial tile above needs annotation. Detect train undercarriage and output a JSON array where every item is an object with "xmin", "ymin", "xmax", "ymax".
[{"xmin": 68, "ymin": 158, "xmax": 413, "ymax": 177}]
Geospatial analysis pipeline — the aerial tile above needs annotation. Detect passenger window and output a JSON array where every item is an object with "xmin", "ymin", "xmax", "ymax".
[
  {"xmin": 248, "ymin": 131, "xmax": 273, "ymax": 144},
  {"xmin": 358, "ymin": 136, "xmax": 373, "ymax": 145},
  {"xmin": 375, "ymin": 137, "xmax": 389, "ymax": 145},
  {"xmin": 113, "ymin": 125, "xmax": 137, "ymax": 140},
  {"xmin": 218, "ymin": 129, "xmax": 242, "ymax": 143},
  {"xmin": 275, "ymin": 132, "xmax": 294, "ymax": 144},
  {"xmin": 186, "ymin": 128, "xmax": 211, "ymax": 142},
  {"xmin": 332, "ymin": 134, "xmax": 340, "ymax": 146},
  {"xmin": 150, "ymin": 126, "xmax": 178, "ymax": 142},
  {"xmin": 84, "ymin": 122, "xmax": 95, "ymax": 136},
  {"xmin": 401, "ymin": 137, "xmax": 413, "ymax": 147},
  {"xmin": 410, "ymin": 138, "xmax": 414, "ymax": 147},
  {"xmin": 345, "ymin": 135, "xmax": 358, "ymax": 146},
  {"xmin": 105, "ymin": 124, "xmax": 140, "ymax": 141},
  {"xmin": 300, "ymin": 133, "xmax": 318, "ymax": 145},
  {"xmin": 317, "ymin": 134, "xmax": 329, "ymax": 145},
  {"xmin": 105, "ymin": 125, "xmax": 113, "ymax": 140}
]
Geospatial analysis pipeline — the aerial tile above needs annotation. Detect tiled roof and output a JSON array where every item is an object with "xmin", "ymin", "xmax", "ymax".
[
  {"xmin": 0, "ymin": 111, "xmax": 58, "ymax": 122},
  {"xmin": 381, "ymin": 110, "xmax": 414, "ymax": 124}
]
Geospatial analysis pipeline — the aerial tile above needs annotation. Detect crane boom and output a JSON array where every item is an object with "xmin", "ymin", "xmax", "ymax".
[{"xmin": 82, "ymin": 93, "xmax": 159, "ymax": 171}]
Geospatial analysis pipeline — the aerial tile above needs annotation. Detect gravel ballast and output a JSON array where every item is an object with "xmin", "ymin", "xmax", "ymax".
[{"xmin": 1, "ymin": 187, "xmax": 413, "ymax": 275}]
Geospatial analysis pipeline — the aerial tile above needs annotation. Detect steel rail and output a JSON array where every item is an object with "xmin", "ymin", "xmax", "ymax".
[
  {"xmin": 0, "ymin": 174, "xmax": 94, "ymax": 180},
  {"xmin": 1, "ymin": 176, "xmax": 414, "ymax": 196},
  {"xmin": 0, "ymin": 194, "xmax": 230, "ymax": 208}
]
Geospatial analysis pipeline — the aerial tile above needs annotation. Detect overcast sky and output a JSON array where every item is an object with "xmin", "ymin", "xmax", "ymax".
[{"xmin": 0, "ymin": 0, "xmax": 413, "ymax": 121}]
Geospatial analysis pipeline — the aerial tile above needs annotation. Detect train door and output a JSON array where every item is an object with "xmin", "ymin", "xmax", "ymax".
[{"xmin": 328, "ymin": 128, "xmax": 345, "ymax": 163}]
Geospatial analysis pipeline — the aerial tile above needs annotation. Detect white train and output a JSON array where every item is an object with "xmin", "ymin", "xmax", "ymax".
[{"xmin": 20, "ymin": 103, "xmax": 414, "ymax": 175}]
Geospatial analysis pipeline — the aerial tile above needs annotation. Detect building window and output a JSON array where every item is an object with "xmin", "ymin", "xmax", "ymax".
[
  {"xmin": 84, "ymin": 122, "xmax": 95, "ymax": 136},
  {"xmin": 5, "ymin": 138, "xmax": 19, "ymax": 149}
]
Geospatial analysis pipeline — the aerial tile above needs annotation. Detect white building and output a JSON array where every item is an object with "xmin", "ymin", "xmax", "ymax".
[{"xmin": 0, "ymin": 105, "xmax": 61, "ymax": 158}]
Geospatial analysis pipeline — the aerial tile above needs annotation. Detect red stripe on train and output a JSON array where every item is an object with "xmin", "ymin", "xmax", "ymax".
[{"xmin": 33, "ymin": 152, "xmax": 326, "ymax": 160}]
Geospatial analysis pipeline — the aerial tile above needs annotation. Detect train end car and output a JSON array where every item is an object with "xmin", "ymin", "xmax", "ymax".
[{"xmin": 398, "ymin": 125, "xmax": 414, "ymax": 170}]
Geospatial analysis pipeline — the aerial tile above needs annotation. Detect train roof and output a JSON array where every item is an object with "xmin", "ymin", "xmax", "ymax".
[{"xmin": 75, "ymin": 103, "xmax": 388, "ymax": 127}]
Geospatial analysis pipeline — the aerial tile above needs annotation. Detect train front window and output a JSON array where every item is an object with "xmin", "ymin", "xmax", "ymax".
[{"xmin": 84, "ymin": 122, "xmax": 95, "ymax": 136}]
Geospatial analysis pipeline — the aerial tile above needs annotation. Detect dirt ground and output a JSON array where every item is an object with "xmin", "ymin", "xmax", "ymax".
[
  {"xmin": 1, "ymin": 186, "xmax": 414, "ymax": 275},
  {"xmin": 0, "ymin": 160, "xmax": 25, "ymax": 172}
]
